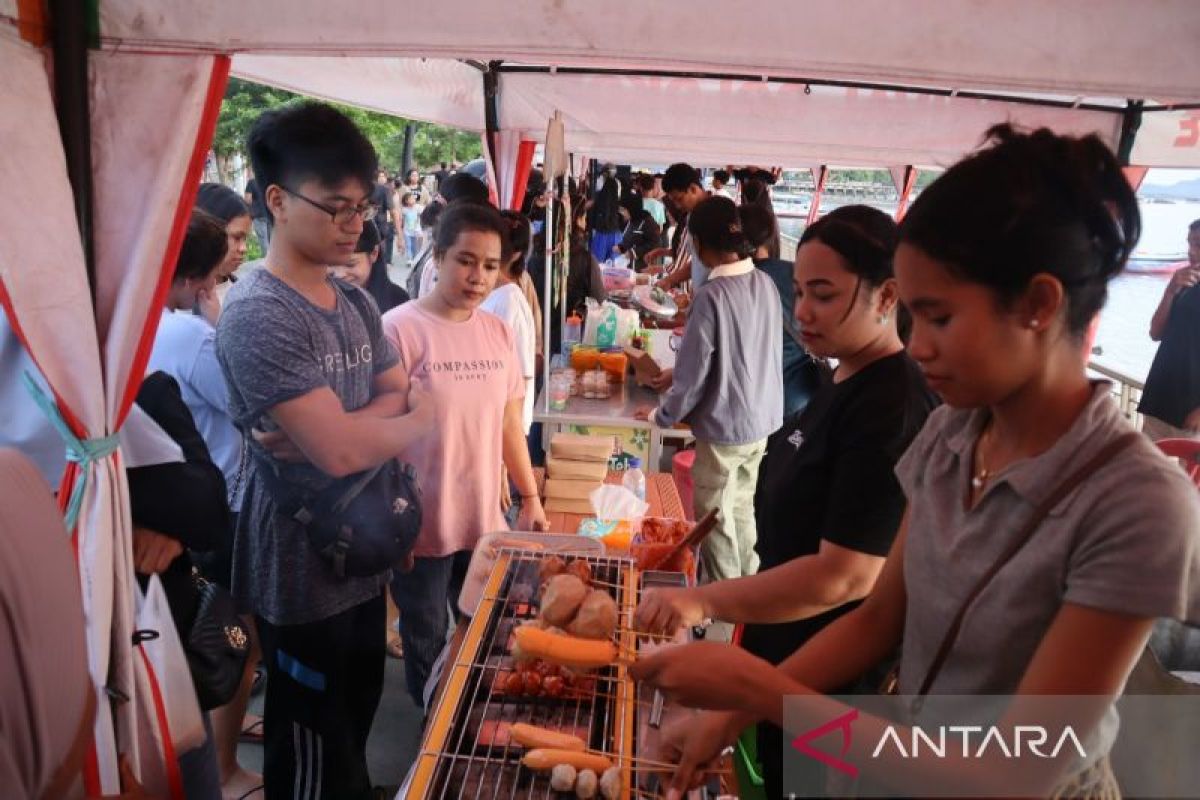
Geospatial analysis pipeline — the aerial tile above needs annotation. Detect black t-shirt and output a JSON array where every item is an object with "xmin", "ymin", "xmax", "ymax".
[
  {"xmin": 741, "ymin": 351, "xmax": 938, "ymax": 666},
  {"xmin": 244, "ymin": 178, "xmax": 268, "ymax": 220},
  {"xmin": 1140, "ymin": 284, "xmax": 1200, "ymax": 428},
  {"xmin": 371, "ymin": 184, "xmax": 395, "ymax": 235}
]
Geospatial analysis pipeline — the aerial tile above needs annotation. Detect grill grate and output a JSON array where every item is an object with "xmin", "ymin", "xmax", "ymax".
[{"xmin": 408, "ymin": 549, "xmax": 639, "ymax": 799}]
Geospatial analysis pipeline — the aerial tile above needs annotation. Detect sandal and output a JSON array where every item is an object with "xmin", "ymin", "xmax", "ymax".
[
  {"xmin": 386, "ymin": 636, "xmax": 404, "ymax": 659},
  {"xmin": 239, "ymin": 714, "xmax": 264, "ymax": 743}
]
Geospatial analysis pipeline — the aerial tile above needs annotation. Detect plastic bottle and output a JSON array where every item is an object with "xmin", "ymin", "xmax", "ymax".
[
  {"xmin": 622, "ymin": 457, "xmax": 646, "ymax": 502},
  {"xmin": 564, "ymin": 313, "xmax": 583, "ymax": 347}
]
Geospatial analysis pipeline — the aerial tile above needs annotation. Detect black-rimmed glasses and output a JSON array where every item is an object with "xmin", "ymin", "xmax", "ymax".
[{"xmin": 280, "ymin": 186, "xmax": 379, "ymax": 224}]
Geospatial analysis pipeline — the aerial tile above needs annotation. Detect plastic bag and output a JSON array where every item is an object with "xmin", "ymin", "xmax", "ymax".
[
  {"xmin": 133, "ymin": 574, "xmax": 205, "ymax": 798},
  {"xmin": 589, "ymin": 484, "xmax": 650, "ymax": 521},
  {"xmin": 583, "ymin": 299, "xmax": 620, "ymax": 348}
]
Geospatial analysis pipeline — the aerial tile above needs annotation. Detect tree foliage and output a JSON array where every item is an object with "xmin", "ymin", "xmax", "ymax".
[{"xmin": 211, "ymin": 77, "xmax": 481, "ymax": 181}]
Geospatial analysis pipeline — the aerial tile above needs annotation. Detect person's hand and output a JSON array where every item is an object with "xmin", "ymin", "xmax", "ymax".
[
  {"xmin": 196, "ymin": 287, "xmax": 221, "ymax": 327},
  {"xmin": 632, "ymin": 405, "xmax": 656, "ymax": 422},
  {"xmin": 516, "ymin": 495, "xmax": 551, "ymax": 533},
  {"xmin": 1185, "ymin": 406, "xmax": 1200, "ymax": 433},
  {"xmin": 635, "ymin": 586, "xmax": 709, "ymax": 634},
  {"xmin": 630, "ymin": 640, "xmax": 783, "ymax": 712},
  {"xmin": 131, "ymin": 527, "xmax": 183, "ymax": 575},
  {"xmin": 655, "ymin": 710, "xmax": 741, "ymax": 799},
  {"xmin": 1169, "ymin": 265, "xmax": 1200, "ymax": 295},
  {"xmin": 647, "ymin": 368, "xmax": 674, "ymax": 393},
  {"xmin": 252, "ymin": 427, "xmax": 308, "ymax": 464}
]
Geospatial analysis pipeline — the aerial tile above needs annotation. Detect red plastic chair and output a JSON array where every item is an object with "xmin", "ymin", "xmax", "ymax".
[{"xmin": 1157, "ymin": 438, "xmax": 1200, "ymax": 488}]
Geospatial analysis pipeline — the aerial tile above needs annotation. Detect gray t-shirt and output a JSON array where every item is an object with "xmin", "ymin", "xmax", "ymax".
[
  {"xmin": 216, "ymin": 269, "xmax": 399, "ymax": 625},
  {"xmin": 895, "ymin": 382, "xmax": 1200, "ymax": 764}
]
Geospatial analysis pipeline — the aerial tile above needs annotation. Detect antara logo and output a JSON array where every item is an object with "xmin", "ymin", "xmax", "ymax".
[
  {"xmin": 872, "ymin": 725, "xmax": 1087, "ymax": 760},
  {"xmin": 791, "ymin": 710, "xmax": 1087, "ymax": 777}
]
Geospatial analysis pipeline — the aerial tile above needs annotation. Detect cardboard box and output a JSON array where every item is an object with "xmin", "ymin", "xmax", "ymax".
[
  {"xmin": 545, "ymin": 455, "xmax": 609, "ymax": 481},
  {"xmin": 544, "ymin": 497, "xmax": 596, "ymax": 515},
  {"xmin": 545, "ymin": 478, "xmax": 601, "ymax": 501},
  {"xmin": 624, "ymin": 345, "xmax": 663, "ymax": 386},
  {"xmin": 549, "ymin": 433, "xmax": 612, "ymax": 462}
]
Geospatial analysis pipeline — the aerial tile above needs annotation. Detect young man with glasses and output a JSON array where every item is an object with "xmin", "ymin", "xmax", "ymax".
[{"xmin": 215, "ymin": 102, "xmax": 431, "ymax": 799}]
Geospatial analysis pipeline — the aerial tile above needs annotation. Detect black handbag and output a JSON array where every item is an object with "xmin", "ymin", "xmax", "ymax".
[
  {"xmin": 186, "ymin": 567, "xmax": 251, "ymax": 710},
  {"xmin": 260, "ymin": 458, "xmax": 423, "ymax": 579}
]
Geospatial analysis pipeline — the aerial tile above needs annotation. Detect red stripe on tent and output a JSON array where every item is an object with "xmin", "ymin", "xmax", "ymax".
[
  {"xmin": 139, "ymin": 645, "xmax": 185, "ymax": 799},
  {"xmin": 117, "ymin": 55, "xmax": 230, "ymax": 424},
  {"xmin": 509, "ymin": 140, "xmax": 537, "ymax": 211},
  {"xmin": 807, "ymin": 166, "xmax": 829, "ymax": 226},
  {"xmin": 15, "ymin": 0, "xmax": 47, "ymax": 45}
]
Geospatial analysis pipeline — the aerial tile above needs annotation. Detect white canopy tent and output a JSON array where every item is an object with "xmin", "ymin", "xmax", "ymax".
[{"xmin": 2, "ymin": 1, "xmax": 1200, "ymax": 794}]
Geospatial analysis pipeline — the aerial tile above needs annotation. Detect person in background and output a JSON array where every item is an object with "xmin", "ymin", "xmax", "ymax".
[
  {"xmin": 637, "ymin": 172, "xmax": 667, "ymax": 232},
  {"xmin": 1138, "ymin": 217, "xmax": 1200, "ymax": 440},
  {"xmin": 402, "ymin": 168, "xmax": 432, "ymax": 207},
  {"xmin": 740, "ymin": 178, "xmax": 781, "ymax": 259},
  {"xmin": 408, "ymin": 201, "xmax": 444, "ymax": 299},
  {"xmin": 244, "ymin": 167, "xmax": 271, "ymax": 251},
  {"xmin": 416, "ymin": 173, "xmax": 491, "ymax": 300},
  {"xmin": 740, "ymin": 202, "xmax": 824, "ymax": 417},
  {"xmin": 482, "ymin": 211, "xmax": 538, "ymax": 435},
  {"xmin": 147, "ymin": 210, "xmax": 263, "ymax": 798},
  {"xmin": 710, "ymin": 168, "xmax": 734, "ymax": 199},
  {"xmin": 652, "ymin": 162, "xmax": 711, "ymax": 292},
  {"xmin": 588, "ymin": 164, "xmax": 623, "ymax": 262},
  {"xmin": 217, "ymin": 102, "xmax": 430, "ymax": 797},
  {"xmin": 433, "ymin": 161, "xmax": 450, "ymax": 191},
  {"xmin": 526, "ymin": 199, "xmax": 606, "ymax": 356},
  {"xmin": 401, "ymin": 192, "xmax": 423, "ymax": 262},
  {"xmin": 614, "ymin": 193, "xmax": 663, "ymax": 271},
  {"xmin": 637, "ymin": 205, "xmax": 937, "ymax": 796},
  {"xmin": 195, "ymin": 183, "xmax": 253, "ymax": 322},
  {"xmin": 329, "ymin": 219, "xmax": 410, "ymax": 314},
  {"xmin": 637, "ymin": 197, "xmax": 783, "ymax": 597},
  {"xmin": 633, "ymin": 126, "xmax": 1200, "ymax": 800},
  {"xmin": 382, "ymin": 202, "xmax": 549, "ymax": 706},
  {"xmin": 371, "ymin": 168, "xmax": 397, "ymax": 268}
]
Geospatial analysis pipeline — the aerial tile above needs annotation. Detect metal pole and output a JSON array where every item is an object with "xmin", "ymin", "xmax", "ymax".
[
  {"xmin": 542, "ymin": 185, "xmax": 554, "ymax": 413},
  {"xmin": 50, "ymin": 0, "xmax": 95, "ymax": 296}
]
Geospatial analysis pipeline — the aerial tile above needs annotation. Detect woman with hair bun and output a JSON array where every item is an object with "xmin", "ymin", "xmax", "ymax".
[
  {"xmin": 633, "ymin": 126, "xmax": 1200, "ymax": 800},
  {"xmin": 637, "ymin": 196, "xmax": 783, "ymax": 590}
]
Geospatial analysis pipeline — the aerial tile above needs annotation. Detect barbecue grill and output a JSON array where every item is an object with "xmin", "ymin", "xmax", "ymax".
[{"xmin": 406, "ymin": 548, "xmax": 643, "ymax": 799}]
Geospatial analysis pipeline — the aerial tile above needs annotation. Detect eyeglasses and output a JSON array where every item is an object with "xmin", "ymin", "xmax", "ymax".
[{"xmin": 280, "ymin": 186, "xmax": 378, "ymax": 224}]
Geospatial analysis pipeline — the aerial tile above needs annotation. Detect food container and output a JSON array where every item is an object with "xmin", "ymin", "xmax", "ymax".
[
  {"xmin": 570, "ymin": 345, "xmax": 601, "ymax": 373},
  {"xmin": 597, "ymin": 351, "xmax": 628, "ymax": 383},
  {"xmin": 549, "ymin": 370, "xmax": 573, "ymax": 411},
  {"xmin": 630, "ymin": 517, "xmax": 699, "ymax": 582}
]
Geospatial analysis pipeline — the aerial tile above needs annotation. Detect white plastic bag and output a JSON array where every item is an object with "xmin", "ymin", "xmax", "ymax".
[
  {"xmin": 132, "ymin": 574, "xmax": 205, "ymax": 797},
  {"xmin": 589, "ymin": 484, "xmax": 650, "ymax": 520},
  {"xmin": 583, "ymin": 299, "xmax": 620, "ymax": 348}
]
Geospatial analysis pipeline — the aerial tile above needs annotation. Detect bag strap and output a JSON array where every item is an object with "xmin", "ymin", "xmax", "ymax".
[{"xmin": 914, "ymin": 431, "xmax": 1142, "ymax": 702}]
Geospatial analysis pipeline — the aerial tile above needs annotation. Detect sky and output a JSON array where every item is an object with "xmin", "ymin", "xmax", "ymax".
[{"xmin": 1143, "ymin": 168, "xmax": 1200, "ymax": 187}]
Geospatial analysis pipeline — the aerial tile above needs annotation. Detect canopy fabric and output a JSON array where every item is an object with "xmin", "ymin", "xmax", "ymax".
[
  {"xmin": 496, "ymin": 75, "xmax": 1126, "ymax": 168},
  {"xmin": 0, "ymin": 28, "xmax": 230, "ymax": 791},
  {"xmin": 101, "ymin": 0, "xmax": 1200, "ymax": 103},
  {"xmin": 233, "ymin": 55, "xmax": 485, "ymax": 132}
]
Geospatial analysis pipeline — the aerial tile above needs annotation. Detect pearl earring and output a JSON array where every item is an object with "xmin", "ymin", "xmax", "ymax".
[
  {"xmin": 1028, "ymin": 319, "xmax": 1038, "ymax": 329},
  {"xmin": 878, "ymin": 314, "xmax": 888, "ymax": 324}
]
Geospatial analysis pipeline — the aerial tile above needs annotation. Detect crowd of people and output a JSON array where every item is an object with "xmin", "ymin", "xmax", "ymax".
[{"xmin": 4, "ymin": 97, "xmax": 1200, "ymax": 800}]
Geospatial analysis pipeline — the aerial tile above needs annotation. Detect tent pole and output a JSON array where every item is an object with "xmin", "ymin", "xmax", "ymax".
[
  {"xmin": 49, "ymin": 0, "xmax": 96, "ymax": 297},
  {"xmin": 543, "ymin": 187, "xmax": 554, "ymax": 413},
  {"xmin": 482, "ymin": 60, "xmax": 502, "ymax": 169},
  {"xmin": 1116, "ymin": 100, "xmax": 1145, "ymax": 166}
]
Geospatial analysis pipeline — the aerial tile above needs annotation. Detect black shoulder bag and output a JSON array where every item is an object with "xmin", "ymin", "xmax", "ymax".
[{"xmin": 255, "ymin": 285, "xmax": 423, "ymax": 578}]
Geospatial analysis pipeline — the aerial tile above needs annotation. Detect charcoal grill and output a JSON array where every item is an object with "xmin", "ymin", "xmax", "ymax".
[{"xmin": 406, "ymin": 549, "xmax": 641, "ymax": 799}]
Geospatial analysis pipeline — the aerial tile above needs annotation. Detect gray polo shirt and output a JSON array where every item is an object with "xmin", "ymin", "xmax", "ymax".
[{"xmin": 895, "ymin": 383, "xmax": 1200, "ymax": 763}]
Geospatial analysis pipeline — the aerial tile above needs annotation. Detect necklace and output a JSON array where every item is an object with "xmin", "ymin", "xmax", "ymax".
[{"xmin": 971, "ymin": 423, "xmax": 993, "ymax": 491}]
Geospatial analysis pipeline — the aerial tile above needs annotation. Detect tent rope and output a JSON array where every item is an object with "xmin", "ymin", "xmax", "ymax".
[{"xmin": 23, "ymin": 371, "xmax": 119, "ymax": 531}]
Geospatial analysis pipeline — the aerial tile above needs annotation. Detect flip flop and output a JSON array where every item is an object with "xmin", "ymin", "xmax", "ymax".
[
  {"xmin": 386, "ymin": 636, "xmax": 404, "ymax": 659},
  {"xmin": 239, "ymin": 715, "xmax": 264, "ymax": 743}
]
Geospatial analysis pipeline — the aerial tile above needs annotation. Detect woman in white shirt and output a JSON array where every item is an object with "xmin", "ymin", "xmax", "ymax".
[{"xmin": 481, "ymin": 211, "xmax": 537, "ymax": 434}]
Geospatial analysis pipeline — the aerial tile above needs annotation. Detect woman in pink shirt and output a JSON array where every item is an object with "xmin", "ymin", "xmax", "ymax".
[{"xmin": 381, "ymin": 201, "xmax": 549, "ymax": 704}]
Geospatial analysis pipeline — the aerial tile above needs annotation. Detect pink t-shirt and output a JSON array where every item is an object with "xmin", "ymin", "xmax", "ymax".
[{"xmin": 381, "ymin": 302, "xmax": 524, "ymax": 557}]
